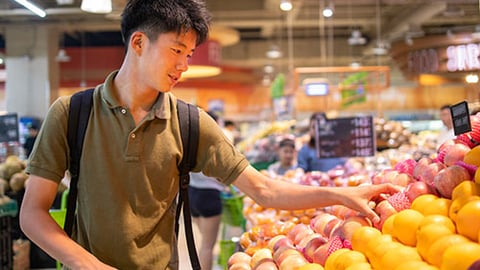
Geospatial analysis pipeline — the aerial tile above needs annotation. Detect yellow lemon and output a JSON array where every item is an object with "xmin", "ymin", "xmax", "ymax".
[
  {"xmin": 449, "ymin": 195, "xmax": 480, "ymax": 223},
  {"xmin": 392, "ymin": 209, "xmax": 424, "ymax": 246},
  {"xmin": 297, "ymin": 263, "xmax": 325, "ymax": 270},
  {"xmin": 329, "ymin": 250, "xmax": 367, "ymax": 270},
  {"xmin": 464, "ymin": 145, "xmax": 480, "ymax": 166},
  {"xmin": 381, "ymin": 212, "xmax": 397, "ymax": 236},
  {"xmin": 345, "ymin": 262, "xmax": 372, "ymax": 270}
]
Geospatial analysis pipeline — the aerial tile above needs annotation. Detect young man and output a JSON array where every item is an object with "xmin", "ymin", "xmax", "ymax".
[{"xmin": 20, "ymin": 0, "xmax": 399, "ymax": 269}]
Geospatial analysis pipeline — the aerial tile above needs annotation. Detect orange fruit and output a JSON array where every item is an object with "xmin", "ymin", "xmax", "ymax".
[
  {"xmin": 367, "ymin": 236, "xmax": 402, "ymax": 269},
  {"xmin": 326, "ymin": 249, "xmax": 367, "ymax": 270},
  {"xmin": 411, "ymin": 194, "xmax": 438, "ymax": 214},
  {"xmin": 425, "ymin": 234, "xmax": 470, "ymax": 267},
  {"xmin": 441, "ymin": 242, "xmax": 480, "ymax": 270},
  {"xmin": 344, "ymin": 262, "xmax": 372, "ymax": 270},
  {"xmin": 416, "ymin": 223, "xmax": 454, "ymax": 260},
  {"xmin": 350, "ymin": 226, "xmax": 381, "ymax": 254},
  {"xmin": 418, "ymin": 214, "xmax": 456, "ymax": 233},
  {"xmin": 324, "ymin": 248, "xmax": 350, "ymax": 270},
  {"xmin": 392, "ymin": 209, "xmax": 424, "ymax": 246},
  {"xmin": 452, "ymin": 180, "xmax": 479, "ymax": 200},
  {"xmin": 379, "ymin": 245, "xmax": 422, "ymax": 270},
  {"xmin": 421, "ymin": 197, "xmax": 451, "ymax": 216},
  {"xmin": 381, "ymin": 212, "xmax": 397, "ymax": 236},
  {"xmin": 449, "ymin": 195, "xmax": 480, "ymax": 223},
  {"xmin": 394, "ymin": 260, "xmax": 438, "ymax": 270},
  {"xmin": 464, "ymin": 145, "xmax": 480, "ymax": 166},
  {"xmin": 456, "ymin": 200, "xmax": 480, "ymax": 241}
]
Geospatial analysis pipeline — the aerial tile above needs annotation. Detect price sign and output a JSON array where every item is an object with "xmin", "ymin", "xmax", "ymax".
[
  {"xmin": 0, "ymin": 113, "xmax": 19, "ymax": 143},
  {"xmin": 315, "ymin": 115, "xmax": 375, "ymax": 158},
  {"xmin": 450, "ymin": 101, "xmax": 471, "ymax": 136}
]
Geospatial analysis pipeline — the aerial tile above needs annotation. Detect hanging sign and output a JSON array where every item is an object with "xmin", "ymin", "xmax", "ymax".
[
  {"xmin": 0, "ymin": 113, "xmax": 19, "ymax": 143},
  {"xmin": 450, "ymin": 101, "xmax": 471, "ymax": 136},
  {"xmin": 315, "ymin": 114, "xmax": 375, "ymax": 158}
]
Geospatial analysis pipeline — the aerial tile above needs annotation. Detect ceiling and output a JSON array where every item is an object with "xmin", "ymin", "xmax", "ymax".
[{"xmin": 1, "ymin": 0, "xmax": 480, "ymax": 80}]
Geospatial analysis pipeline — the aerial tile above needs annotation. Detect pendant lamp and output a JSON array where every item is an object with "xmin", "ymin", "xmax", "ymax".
[{"xmin": 80, "ymin": 0, "xmax": 112, "ymax": 14}]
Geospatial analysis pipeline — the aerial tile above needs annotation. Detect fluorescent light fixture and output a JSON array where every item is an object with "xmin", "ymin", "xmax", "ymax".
[
  {"xmin": 81, "ymin": 0, "xmax": 112, "ymax": 14},
  {"xmin": 466, "ymin": 74, "xmax": 479, "ymax": 84},
  {"xmin": 280, "ymin": 0, "xmax": 293, "ymax": 11},
  {"xmin": 14, "ymin": 0, "xmax": 46, "ymax": 17}
]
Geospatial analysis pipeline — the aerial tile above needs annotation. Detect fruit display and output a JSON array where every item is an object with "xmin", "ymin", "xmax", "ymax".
[
  {"xmin": 0, "ymin": 155, "xmax": 27, "ymax": 196},
  {"xmin": 226, "ymin": 113, "xmax": 480, "ymax": 270}
]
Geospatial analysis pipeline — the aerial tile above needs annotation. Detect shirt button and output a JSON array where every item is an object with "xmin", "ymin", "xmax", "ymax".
[
  {"xmin": 131, "ymin": 133, "xmax": 136, "ymax": 139},
  {"xmin": 121, "ymin": 108, "xmax": 127, "ymax": 114}
]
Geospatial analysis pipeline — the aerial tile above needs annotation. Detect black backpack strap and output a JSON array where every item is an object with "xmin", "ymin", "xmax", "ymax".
[
  {"xmin": 175, "ymin": 99, "xmax": 201, "ymax": 270},
  {"xmin": 65, "ymin": 88, "xmax": 94, "ymax": 237}
]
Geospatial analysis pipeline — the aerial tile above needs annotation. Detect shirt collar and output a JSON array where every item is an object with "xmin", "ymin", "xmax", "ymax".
[{"xmin": 100, "ymin": 70, "xmax": 171, "ymax": 120}]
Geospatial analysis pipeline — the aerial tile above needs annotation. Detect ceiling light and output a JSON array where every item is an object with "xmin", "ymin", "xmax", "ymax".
[
  {"xmin": 56, "ymin": 0, "xmax": 74, "ymax": 4},
  {"xmin": 348, "ymin": 30, "xmax": 366, "ymax": 46},
  {"xmin": 322, "ymin": 2, "xmax": 334, "ymax": 18},
  {"xmin": 81, "ymin": 0, "xmax": 112, "ymax": 14},
  {"xmin": 55, "ymin": 49, "xmax": 71, "ymax": 62},
  {"xmin": 266, "ymin": 45, "xmax": 282, "ymax": 59},
  {"xmin": 466, "ymin": 74, "xmax": 479, "ymax": 84},
  {"xmin": 14, "ymin": 0, "xmax": 46, "ymax": 17},
  {"xmin": 280, "ymin": 0, "xmax": 293, "ymax": 12}
]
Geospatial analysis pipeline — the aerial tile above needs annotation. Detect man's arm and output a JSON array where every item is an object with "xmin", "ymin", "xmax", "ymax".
[
  {"xmin": 233, "ymin": 165, "xmax": 400, "ymax": 224},
  {"xmin": 20, "ymin": 175, "xmax": 116, "ymax": 270}
]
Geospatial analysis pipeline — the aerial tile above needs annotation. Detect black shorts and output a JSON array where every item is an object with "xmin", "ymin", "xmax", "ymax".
[{"xmin": 188, "ymin": 186, "xmax": 222, "ymax": 217}]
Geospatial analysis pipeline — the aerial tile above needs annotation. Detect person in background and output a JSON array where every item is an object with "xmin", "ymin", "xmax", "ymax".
[
  {"xmin": 189, "ymin": 111, "xmax": 226, "ymax": 270},
  {"xmin": 437, "ymin": 104, "xmax": 455, "ymax": 146},
  {"xmin": 23, "ymin": 124, "xmax": 38, "ymax": 158},
  {"xmin": 19, "ymin": 1, "xmax": 399, "ymax": 269},
  {"xmin": 297, "ymin": 112, "xmax": 346, "ymax": 172},
  {"xmin": 222, "ymin": 120, "xmax": 238, "ymax": 144},
  {"xmin": 267, "ymin": 137, "xmax": 298, "ymax": 176}
]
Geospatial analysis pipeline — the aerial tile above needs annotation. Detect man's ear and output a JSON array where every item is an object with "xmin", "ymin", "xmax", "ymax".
[{"xmin": 130, "ymin": 32, "xmax": 144, "ymax": 53}]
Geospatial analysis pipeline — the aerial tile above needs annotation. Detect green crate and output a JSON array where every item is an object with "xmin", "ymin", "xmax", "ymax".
[
  {"xmin": 220, "ymin": 194, "xmax": 245, "ymax": 228},
  {"xmin": 217, "ymin": 239, "xmax": 237, "ymax": 270},
  {"xmin": 0, "ymin": 200, "xmax": 18, "ymax": 218}
]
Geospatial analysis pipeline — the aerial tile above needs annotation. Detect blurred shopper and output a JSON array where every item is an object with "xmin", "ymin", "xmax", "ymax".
[
  {"xmin": 267, "ymin": 137, "xmax": 298, "ymax": 176},
  {"xmin": 437, "ymin": 104, "xmax": 455, "ymax": 146},
  {"xmin": 23, "ymin": 124, "xmax": 38, "ymax": 158},
  {"xmin": 297, "ymin": 113, "xmax": 346, "ymax": 172}
]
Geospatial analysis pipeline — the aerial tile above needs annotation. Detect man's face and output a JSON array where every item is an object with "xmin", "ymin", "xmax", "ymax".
[
  {"xmin": 137, "ymin": 30, "xmax": 197, "ymax": 92},
  {"xmin": 440, "ymin": 108, "xmax": 452, "ymax": 128}
]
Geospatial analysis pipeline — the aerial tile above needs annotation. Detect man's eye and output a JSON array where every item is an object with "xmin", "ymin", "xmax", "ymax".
[{"xmin": 172, "ymin": 48, "xmax": 182, "ymax": 54}]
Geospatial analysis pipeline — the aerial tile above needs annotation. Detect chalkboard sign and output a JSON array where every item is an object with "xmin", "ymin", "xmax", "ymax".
[
  {"xmin": 315, "ymin": 115, "xmax": 375, "ymax": 158},
  {"xmin": 0, "ymin": 113, "xmax": 19, "ymax": 143},
  {"xmin": 450, "ymin": 101, "xmax": 471, "ymax": 136}
]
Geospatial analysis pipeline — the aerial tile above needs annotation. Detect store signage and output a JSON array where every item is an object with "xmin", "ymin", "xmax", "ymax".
[
  {"xmin": 450, "ymin": 101, "xmax": 472, "ymax": 136},
  {"xmin": 407, "ymin": 49, "xmax": 439, "ymax": 74},
  {"xmin": 446, "ymin": 44, "xmax": 480, "ymax": 72},
  {"xmin": 314, "ymin": 114, "xmax": 375, "ymax": 158},
  {"xmin": 0, "ymin": 113, "xmax": 19, "ymax": 143}
]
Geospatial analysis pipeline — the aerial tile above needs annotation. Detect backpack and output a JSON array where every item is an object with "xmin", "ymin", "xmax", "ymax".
[{"xmin": 65, "ymin": 88, "xmax": 201, "ymax": 269}]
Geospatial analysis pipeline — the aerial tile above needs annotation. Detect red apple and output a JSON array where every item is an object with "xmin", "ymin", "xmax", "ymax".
[
  {"xmin": 443, "ymin": 143, "xmax": 471, "ymax": 166},
  {"xmin": 274, "ymin": 248, "xmax": 303, "ymax": 266},
  {"xmin": 287, "ymin": 223, "xmax": 309, "ymax": 242},
  {"xmin": 434, "ymin": 165, "xmax": 471, "ymax": 199},
  {"xmin": 267, "ymin": 235, "xmax": 287, "ymax": 251},
  {"xmin": 296, "ymin": 233, "xmax": 323, "ymax": 251},
  {"xmin": 404, "ymin": 181, "xmax": 433, "ymax": 202},
  {"xmin": 468, "ymin": 259, "xmax": 480, "ymax": 270},
  {"xmin": 392, "ymin": 173, "xmax": 415, "ymax": 187},
  {"xmin": 323, "ymin": 218, "xmax": 342, "ymax": 238},
  {"xmin": 229, "ymin": 262, "xmax": 252, "ymax": 270},
  {"xmin": 413, "ymin": 160, "xmax": 446, "ymax": 187},
  {"xmin": 311, "ymin": 213, "xmax": 338, "ymax": 235},
  {"xmin": 253, "ymin": 258, "xmax": 278, "ymax": 270}
]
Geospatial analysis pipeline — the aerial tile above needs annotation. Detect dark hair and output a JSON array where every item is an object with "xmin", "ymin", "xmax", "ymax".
[
  {"xmin": 279, "ymin": 138, "xmax": 295, "ymax": 149},
  {"xmin": 440, "ymin": 104, "xmax": 451, "ymax": 110},
  {"xmin": 224, "ymin": 120, "xmax": 235, "ymax": 127},
  {"xmin": 121, "ymin": 0, "xmax": 211, "ymax": 47}
]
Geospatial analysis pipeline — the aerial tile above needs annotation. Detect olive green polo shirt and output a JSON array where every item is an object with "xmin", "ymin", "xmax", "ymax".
[{"xmin": 27, "ymin": 71, "xmax": 249, "ymax": 269}]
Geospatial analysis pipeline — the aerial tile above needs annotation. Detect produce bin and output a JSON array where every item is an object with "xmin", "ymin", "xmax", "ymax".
[{"xmin": 1, "ymin": 200, "xmax": 18, "ymax": 270}]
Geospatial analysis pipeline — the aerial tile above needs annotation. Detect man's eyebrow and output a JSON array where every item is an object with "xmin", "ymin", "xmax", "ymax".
[{"xmin": 172, "ymin": 39, "xmax": 195, "ymax": 53}]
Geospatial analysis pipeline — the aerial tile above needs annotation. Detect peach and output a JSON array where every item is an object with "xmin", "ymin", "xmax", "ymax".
[{"xmin": 434, "ymin": 165, "xmax": 471, "ymax": 199}]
